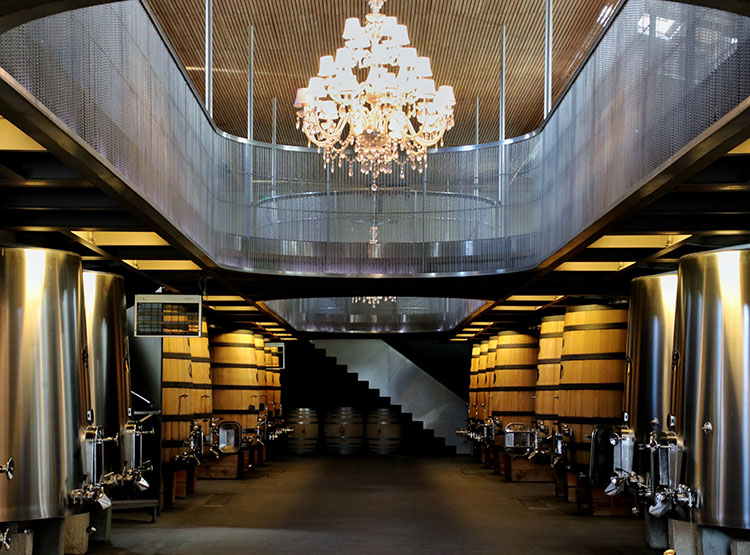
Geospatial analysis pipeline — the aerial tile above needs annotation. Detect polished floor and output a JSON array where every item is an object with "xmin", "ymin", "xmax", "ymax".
[{"xmin": 92, "ymin": 456, "xmax": 659, "ymax": 554}]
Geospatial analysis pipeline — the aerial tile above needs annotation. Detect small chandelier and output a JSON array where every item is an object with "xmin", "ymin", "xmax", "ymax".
[
  {"xmin": 352, "ymin": 296, "xmax": 397, "ymax": 308},
  {"xmin": 294, "ymin": 0, "xmax": 456, "ymax": 188}
]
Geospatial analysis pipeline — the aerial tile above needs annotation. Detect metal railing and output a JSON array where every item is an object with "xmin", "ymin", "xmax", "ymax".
[{"xmin": 0, "ymin": 0, "xmax": 747, "ymax": 277}]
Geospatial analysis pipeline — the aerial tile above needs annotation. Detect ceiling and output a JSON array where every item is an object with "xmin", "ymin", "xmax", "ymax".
[{"xmin": 147, "ymin": 0, "xmax": 615, "ymax": 146}]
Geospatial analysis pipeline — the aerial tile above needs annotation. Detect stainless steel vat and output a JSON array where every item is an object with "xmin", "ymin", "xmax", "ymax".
[
  {"xmin": 0, "ymin": 247, "xmax": 90, "ymax": 521},
  {"xmin": 672, "ymin": 247, "xmax": 750, "ymax": 529},
  {"xmin": 625, "ymin": 272, "xmax": 678, "ymax": 444},
  {"xmin": 83, "ymin": 271, "xmax": 131, "ymax": 476}
]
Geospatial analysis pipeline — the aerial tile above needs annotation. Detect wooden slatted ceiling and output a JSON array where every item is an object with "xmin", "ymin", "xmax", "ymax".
[{"xmin": 148, "ymin": 0, "xmax": 614, "ymax": 147}]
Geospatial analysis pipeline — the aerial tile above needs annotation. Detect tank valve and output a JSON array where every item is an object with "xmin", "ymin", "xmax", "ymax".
[
  {"xmin": 1, "ymin": 528, "xmax": 10, "ymax": 552},
  {"xmin": 0, "ymin": 458, "xmax": 13, "ymax": 480}
]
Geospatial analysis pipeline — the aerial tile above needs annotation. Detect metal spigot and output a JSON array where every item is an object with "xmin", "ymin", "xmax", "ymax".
[
  {"xmin": 0, "ymin": 458, "xmax": 13, "ymax": 481},
  {"xmin": 1, "ymin": 528, "xmax": 10, "ymax": 552}
]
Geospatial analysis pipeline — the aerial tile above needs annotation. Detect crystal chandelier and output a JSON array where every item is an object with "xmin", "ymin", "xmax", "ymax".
[
  {"xmin": 352, "ymin": 296, "xmax": 397, "ymax": 308},
  {"xmin": 294, "ymin": 0, "xmax": 456, "ymax": 188}
]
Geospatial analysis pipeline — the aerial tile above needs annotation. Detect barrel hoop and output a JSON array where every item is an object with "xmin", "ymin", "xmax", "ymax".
[
  {"xmin": 534, "ymin": 385, "xmax": 559, "ymax": 391},
  {"xmin": 560, "ymin": 352, "xmax": 626, "ymax": 361},
  {"xmin": 162, "ymin": 352, "xmax": 191, "ymax": 360},
  {"xmin": 495, "ymin": 343, "xmax": 538, "ymax": 350},
  {"xmin": 213, "ymin": 408, "xmax": 259, "ymax": 415},
  {"xmin": 537, "ymin": 358, "xmax": 561, "ymax": 365},
  {"xmin": 162, "ymin": 381, "xmax": 195, "ymax": 388},
  {"xmin": 190, "ymin": 356, "xmax": 211, "ymax": 363},
  {"xmin": 491, "ymin": 410, "xmax": 536, "ymax": 417},
  {"xmin": 210, "ymin": 341, "xmax": 255, "ymax": 348},
  {"xmin": 212, "ymin": 384, "xmax": 267, "ymax": 391},
  {"xmin": 192, "ymin": 384, "xmax": 212, "ymax": 389},
  {"xmin": 162, "ymin": 414, "xmax": 194, "ymax": 422},
  {"xmin": 194, "ymin": 412, "xmax": 212, "ymax": 419},
  {"xmin": 535, "ymin": 413, "xmax": 558, "ymax": 419},
  {"xmin": 473, "ymin": 387, "xmax": 491, "ymax": 392},
  {"xmin": 563, "ymin": 323, "xmax": 628, "ymax": 332},
  {"xmin": 558, "ymin": 382, "xmax": 624, "ymax": 391},
  {"xmin": 565, "ymin": 305, "xmax": 624, "ymax": 313},
  {"xmin": 211, "ymin": 363, "xmax": 258, "ymax": 369},
  {"xmin": 557, "ymin": 416, "xmax": 622, "ymax": 424},
  {"xmin": 489, "ymin": 386, "xmax": 537, "ymax": 392},
  {"xmin": 495, "ymin": 364, "xmax": 538, "ymax": 370},
  {"xmin": 539, "ymin": 332, "xmax": 564, "ymax": 339},
  {"xmin": 541, "ymin": 315, "xmax": 566, "ymax": 322}
]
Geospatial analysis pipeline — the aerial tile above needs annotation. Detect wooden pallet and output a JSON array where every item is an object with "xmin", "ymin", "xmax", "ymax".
[
  {"xmin": 196, "ymin": 450, "xmax": 251, "ymax": 479},
  {"xmin": 503, "ymin": 454, "xmax": 553, "ymax": 482},
  {"xmin": 575, "ymin": 474, "xmax": 634, "ymax": 516}
]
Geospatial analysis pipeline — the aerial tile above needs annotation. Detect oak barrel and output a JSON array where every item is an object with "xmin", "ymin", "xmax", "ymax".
[
  {"xmin": 210, "ymin": 331, "xmax": 260, "ymax": 432},
  {"xmin": 534, "ymin": 316, "xmax": 565, "ymax": 434},
  {"xmin": 162, "ymin": 337, "xmax": 193, "ymax": 462},
  {"xmin": 488, "ymin": 331, "xmax": 539, "ymax": 430},
  {"xmin": 286, "ymin": 408, "xmax": 319, "ymax": 454},
  {"xmin": 476, "ymin": 340, "xmax": 489, "ymax": 420},
  {"xmin": 558, "ymin": 305, "xmax": 628, "ymax": 472},
  {"xmin": 366, "ymin": 408, "xmax": 401, "ymax": 455},
  {"xmin": 190, "ymin": 318, "xmax": 212, "ymax": 436},
  {"xmin": 469, "ymin": 343, "xmax": 481, "ymax": 419},
  {"xmin": 325, "ymin": 407, "xmax": 363, "ymax": 455},
  {"xmin": 253, "ymin": 335, "xmax": 268, "ymax": 415}
]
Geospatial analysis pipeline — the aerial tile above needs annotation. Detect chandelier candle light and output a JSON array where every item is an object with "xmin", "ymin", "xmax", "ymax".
[{"xmin": 294, "ymin": 0, "xmax": 456, "ymax": 189}]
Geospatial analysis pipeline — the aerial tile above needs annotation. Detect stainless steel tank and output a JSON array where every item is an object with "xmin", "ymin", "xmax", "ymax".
[
  {"xmin": 672, "ymin": 247, "xmax": 750, "ymax": 529},
  {"xmin": 625, "ymin": 272, "xmax": 677, "ymax": 444},
  {"xmin": 0, "ymin": 247, "xmax": 90, "ymax": 521},
  {"xmin": 83, "ymin": 271, "xmax": 131, "ymax": 475}
]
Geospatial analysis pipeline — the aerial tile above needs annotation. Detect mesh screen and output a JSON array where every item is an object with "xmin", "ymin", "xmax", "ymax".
[
  {"xmin": 265, "ymin": 297, "xmax": 489, "ymax": 333},
  {"xmin": 0, "ymin": 1, "xmax": 747, "ymax": 276}
]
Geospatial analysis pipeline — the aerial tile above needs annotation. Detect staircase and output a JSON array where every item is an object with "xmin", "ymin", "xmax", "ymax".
[
  {"xmin": 311, "ymin": 339, "xmax": 470, "ymax": 455},
  {"xmin": 283, "ymin": 340, "xmax": 460, "ymax": 455}
]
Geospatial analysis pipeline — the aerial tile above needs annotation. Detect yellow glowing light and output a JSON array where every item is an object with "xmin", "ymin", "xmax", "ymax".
[{"xmin": 554, "ymin": 261, "xmax": 634, "ymax": 272}]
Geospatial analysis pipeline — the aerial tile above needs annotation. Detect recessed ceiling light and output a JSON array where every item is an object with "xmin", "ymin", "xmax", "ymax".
[
  {"xmin": 492, "ymin": 306, "xmax": 541, "ymax": 311},
  {"xmin": 73, "ymin": 231, "xmax": 168, "ymax": 246},
  {"xmin": 450, "ymin": 338, "xmax": 468, "ymax": 342},
  {"xmin": 506, "ymin": 295, "xmax": 562, "ymax": 302},
  {"xmin": 258, "ymin": 322, "xmax": 280, "ymax": 326},
  {"xmin": 203, "ymin": 295, "xmax": 245, "ymax": 302},
  {"xmin": 464, "ymin": 327, "xmax": 482, "ymax": 332},
  {"xmin": 123, "ymin": 259, "xmax": 200, "ymax": 271},
  {"xmin": 210, "ymin": 306, "xmax": 259, "ymax": 311},
  {"xmin": 554, "ymin": 261, "xmax": 634, "ymax": 272},
  {"xmin": 588, "ymin": 235, "xmax": 690, "ymax": 249},
  {"xmin": 456, "ymin": 333, "xmax": 475, "ymax": 337},
  {"xmin": 266, "ymin": 328, "xmax": 286, "ymax": 332},
  {"xmin": 472, "ymin": 322, "xmax": 492, "ymax": 326}
]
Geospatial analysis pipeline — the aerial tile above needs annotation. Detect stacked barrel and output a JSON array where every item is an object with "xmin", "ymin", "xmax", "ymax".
[
  {"xmin": 468, "ymin": 343, "xmax": 481, "ymax": 420},
  {"xmin": 476, "ymin": 340, "xmax": 489, "ymax": 420},
  {"xmin": 190, "ymin": 319, "xmax": 213, "ymax": 436},
  {"xmin": 161, "ymin": 337, "xmax": 193, "ymax": 463},
  {"xmin": 534, "ymin": 316, "xmax": 565, "ymax": 435},
  {"xmin": 210, "ymin": 331, "xmax": 260, "ymax": 434},
  {"xmin": 265, "ymin": 344, "xmax": 282, "ymax": 416},
  {"xmin": 253, "ymin": 335, "xmax": 268, "ymax": 416},
  {"xmin": 489, "ymin": 331, "xmax": 538, "ymax": 431},
  {"xmin": 558, "ymin": 305, "xmax": 628, "ymax": 473}
]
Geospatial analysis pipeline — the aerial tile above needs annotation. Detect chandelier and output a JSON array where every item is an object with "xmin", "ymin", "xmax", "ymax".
[
  {"xmin": 294, "ymin": 0, "xmax": 456, "ymax": 188},
  {"xmin": 352, "ymin": 296, "xmax": 397, "ymax": 308}
]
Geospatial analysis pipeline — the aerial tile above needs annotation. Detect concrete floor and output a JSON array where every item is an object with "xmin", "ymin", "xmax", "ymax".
[{"xmin": 91, "ymin": 456, "xmax": 660, "ymax": 555}]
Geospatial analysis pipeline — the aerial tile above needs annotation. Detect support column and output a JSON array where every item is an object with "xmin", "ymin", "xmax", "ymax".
[
  {"xmin": 544, "ymin": 0, "xmax": 553, "ymax": 118},
  {"xmin": 204, "ymin": 0, "xmax": 213, "ymax": 117}
]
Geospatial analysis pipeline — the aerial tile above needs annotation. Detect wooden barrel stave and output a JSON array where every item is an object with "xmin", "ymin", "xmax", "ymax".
[{"xmin": 558, "ymin": 305, "xmax": 628, "ymax": 472}]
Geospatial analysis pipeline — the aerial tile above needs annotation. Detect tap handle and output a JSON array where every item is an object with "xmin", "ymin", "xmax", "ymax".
[
  {"xmin": 1, "ymin": 527, "xmax": 10, "ymax": 552},
  {"xmin": 0, "ymin": 458, "xmax": 13, "ymax": 481}
]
